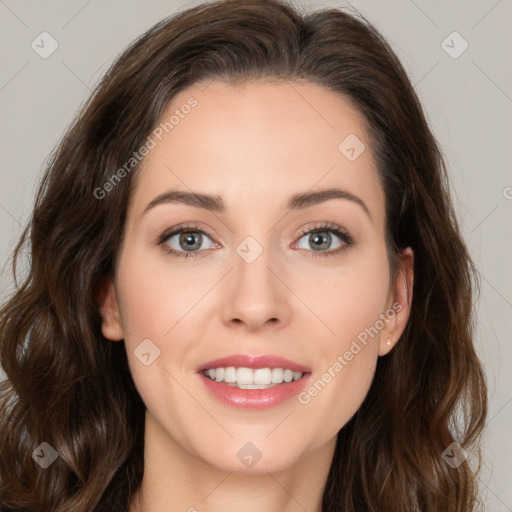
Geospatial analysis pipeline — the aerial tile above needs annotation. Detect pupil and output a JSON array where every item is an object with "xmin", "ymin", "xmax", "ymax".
[
  {"xmin": 181, "ymin": 232, "xmax": 201, "ymax": 250},
  {"xmin": 311, "ymin": 231, "xmax": 330, "ymax": 250}
]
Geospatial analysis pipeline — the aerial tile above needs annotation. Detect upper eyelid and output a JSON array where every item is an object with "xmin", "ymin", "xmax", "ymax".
[{"xmin": 159, "ymin": 224, "xmax": 217, "ymax": 243}]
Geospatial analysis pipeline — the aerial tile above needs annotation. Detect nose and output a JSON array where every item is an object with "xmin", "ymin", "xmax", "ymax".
[{"xmin": 220, "ymin": 243, "xmax": 291, "ymax": 333}]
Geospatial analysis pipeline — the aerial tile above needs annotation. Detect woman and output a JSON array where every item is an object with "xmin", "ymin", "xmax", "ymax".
[{"xmin": 0, "ymin": 0, "xmax": 487, "ymax": 510}]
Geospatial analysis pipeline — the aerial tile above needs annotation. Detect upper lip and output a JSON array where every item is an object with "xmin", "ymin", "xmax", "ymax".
[{"xmin": 197, "ymin": 354, "xmax": 311, "ymax": 373}]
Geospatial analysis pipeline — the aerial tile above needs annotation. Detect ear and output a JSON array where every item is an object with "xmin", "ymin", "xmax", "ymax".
[
  {"xmin": 379, "ymin": 247, "xmax": 414, "ymax": 356},
  {"xmin": 97, "ymin": 276, "xmax": 124, "ymax": 341}
]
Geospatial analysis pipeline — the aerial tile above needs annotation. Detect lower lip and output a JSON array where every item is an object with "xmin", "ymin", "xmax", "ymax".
[{"xmin": 198, "ymin": 372, "xmax": 311, "ymax": 410}]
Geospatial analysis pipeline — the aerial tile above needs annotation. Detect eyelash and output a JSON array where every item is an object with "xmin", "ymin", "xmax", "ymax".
[{"xmin": 156, "ymin": 222, "xmax": 354, "ymax": 259}]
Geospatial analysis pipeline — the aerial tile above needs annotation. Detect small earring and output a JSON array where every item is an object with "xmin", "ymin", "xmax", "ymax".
[{"xmin": 386, "ymin": 339, "xmax": 391, "ymax": 346}]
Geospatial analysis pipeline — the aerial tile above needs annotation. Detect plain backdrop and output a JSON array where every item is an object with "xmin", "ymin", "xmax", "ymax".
[{"xmin": 1, "ymin": 0, "xmax": 511, "ymax": 509}]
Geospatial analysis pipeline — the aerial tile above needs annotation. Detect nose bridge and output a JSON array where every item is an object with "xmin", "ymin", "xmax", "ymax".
[{"xmin": 222, "ymin": 232, "xmax": 289, "ymax": 331}]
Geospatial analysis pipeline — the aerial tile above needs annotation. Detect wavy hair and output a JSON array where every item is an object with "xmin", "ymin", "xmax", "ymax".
[{"xmin": 0, "ymin": 0, "xmax": 487, "ymax": 510}]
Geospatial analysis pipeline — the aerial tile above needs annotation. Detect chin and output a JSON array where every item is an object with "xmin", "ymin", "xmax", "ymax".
[{"xmin": 194, "ymin": 437, "xmax": 309, "ymax": 475}]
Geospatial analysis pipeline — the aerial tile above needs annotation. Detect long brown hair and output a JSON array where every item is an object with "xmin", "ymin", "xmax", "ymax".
[{"xmin": 0, "ymin": 0, "xmax": 487, "ymax": 510}]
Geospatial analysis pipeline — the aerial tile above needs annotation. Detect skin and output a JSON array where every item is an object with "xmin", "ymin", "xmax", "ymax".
[{"xmin": 99, "ymin": 79, "xmax": 414, "ymax": 512}]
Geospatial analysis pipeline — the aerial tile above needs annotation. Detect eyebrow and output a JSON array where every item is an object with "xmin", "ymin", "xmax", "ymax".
[{"xmin": 142, "ymin": 187, "xmax": 371, "ymax": 219}]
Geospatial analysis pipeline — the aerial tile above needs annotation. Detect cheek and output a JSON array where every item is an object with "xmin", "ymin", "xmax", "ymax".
[
  {"xmin": 297, "ymin": 275, "xmax": 384, "ymax": 440},
  {"xmin": 296, "ymin": 248, "xmax": 389, "ymax": 421},
  {"xmin": 304, "ymin": 252, "xmax": 391, "ymax": 348},
  {"xmin": 114, "ymin": 248, "xmax": 217, "ymax": 394},
  {"xmin": 115, "ymin": 248, "xmax": 206, "ymax": 341}
]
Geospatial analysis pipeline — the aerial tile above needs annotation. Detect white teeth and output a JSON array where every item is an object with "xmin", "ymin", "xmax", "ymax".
[
  {"xmin": 215, "ymin": 367, "xmax": 225, "ymax": 382},
  {"xmin": 236, "ymin": 367, "xmax": 253, "ymax": 385},
  {"xmin": 254, "ymin": 368, "xmax": 272, "ymax": 385},
  {"xmin": 231, "ymin": 383, "xmax": 275, "ymax": 389},
  {"xmin": 203, "ymin": 366, "xmax": 304, "ymax": 386},
  {"xmin": 224, "ymin": 366, "xmax": 237, "ymax": 383},
  {"xmin": 283, "ymin": 369, "xmax": 294, "ymax": 383},
  {"xmin": 271, "ymin": 368, "xmax": 284, "ymax": 383}
]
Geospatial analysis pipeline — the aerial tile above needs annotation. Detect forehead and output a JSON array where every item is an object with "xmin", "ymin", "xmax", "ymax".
[{"xmin": 130, "ymin": 79, "xmax": 384, "ymax": 222}]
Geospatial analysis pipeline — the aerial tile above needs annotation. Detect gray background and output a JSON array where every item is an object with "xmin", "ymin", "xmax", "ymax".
[{"xmin": 1, "ymin": 0, "xmax": 511, "ymax": 509}]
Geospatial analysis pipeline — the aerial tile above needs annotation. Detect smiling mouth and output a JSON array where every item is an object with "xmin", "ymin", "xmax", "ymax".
[{"xmin": 201, "ymin": 366, "xmax": 306, "ymax": 389}]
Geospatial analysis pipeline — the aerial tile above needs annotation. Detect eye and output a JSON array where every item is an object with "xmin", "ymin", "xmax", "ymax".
[
  {"xmin": 157, "ymin": 224, "xmax": 219, "ymax": 258},
  {"xmin": 156, "ymin": 222, "xmax": 353, "ymax": 259},
  {"xmin": 293, "ymin": 223, "xmax": 353, "ymax": 257}
]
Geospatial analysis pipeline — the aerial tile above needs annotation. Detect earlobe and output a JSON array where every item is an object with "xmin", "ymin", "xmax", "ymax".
[
  {"xmin": 379, "ymin": 247, "xmax": 414, "ymax": 356},
  {"xmin": 97, "ymin": 277, "xmax": 124, "ymax": 342}
]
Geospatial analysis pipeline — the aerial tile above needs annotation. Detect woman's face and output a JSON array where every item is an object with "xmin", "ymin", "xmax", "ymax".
[{"xmin": 100, "ymin": 79, "xmax": 413, "ymax": 474}]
